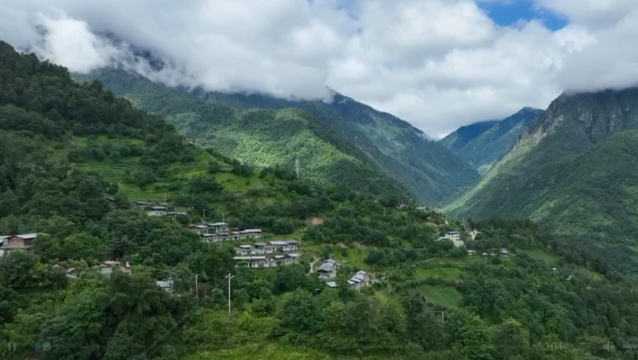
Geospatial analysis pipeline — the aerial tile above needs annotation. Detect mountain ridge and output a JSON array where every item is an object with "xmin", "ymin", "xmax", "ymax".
[
  {"xmin": 442, "ymin": 107, "xmax": 543, "ymax": 174},
  {"xmin": 78, "ymin": 67, "xmax": 480, "ymax": 206},
  {"xmin": 444, "ymin": 87, "xmax": 638, "ymax": 274}
]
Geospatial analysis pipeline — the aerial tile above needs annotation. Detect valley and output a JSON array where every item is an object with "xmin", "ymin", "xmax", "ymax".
[{"xmin": 1, "ymin": 39, "xmax": 638, "ymax": 360}]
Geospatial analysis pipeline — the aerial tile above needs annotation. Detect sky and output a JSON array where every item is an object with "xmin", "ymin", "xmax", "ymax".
[{"xmin": 1, "ymin": 0, "xmax": 638, "ymax": 138}]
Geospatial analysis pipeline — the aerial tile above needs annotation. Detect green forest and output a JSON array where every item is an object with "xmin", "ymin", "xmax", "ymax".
[
  {"xmin": 445, "ymin": 90, "xmax": 638, "ymax": 276},
  {"xmin": 77, "ymin": 68, "xmax": 480, "ymax": 206},
  {"xmin": 1, "ymin": 40, "xmax": 638, "ymax": 360}
]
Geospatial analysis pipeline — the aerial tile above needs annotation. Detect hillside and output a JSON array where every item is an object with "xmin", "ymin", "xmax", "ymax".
[
  {"xmin": 440, "ymin": 120, "xmax": 498, "ymax": 152},
  {"xmin": 2, "ymin": 40, "xmax": 638, "ymax": 360},
  {"xmin": 73, "ymin": 69, "xmax": 409, "ymax": 201},
  {"xmin": 445, "ymin": 89, "xmax": 638, "ymax": 274},
  {"xmin": 443, "ymin": 107, "xmax": 543, "ymax": 174},
  {"xmin": 77, "ymin": 68, "xmax": 480, "ymax": 206}
]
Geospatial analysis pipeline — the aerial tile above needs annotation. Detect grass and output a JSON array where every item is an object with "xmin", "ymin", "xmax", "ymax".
[
  {"xmin": 416, "ymin": 267, "xmax": 464, "ymax": 280},
  {"xmin": 184, "ymin": 343, "xmax": 396, "ymax": 360},
  {"xmin": 518, "ymin": 248, "xmax": 559, "ymax": 264},
  {"xmin": 410, "ymin": 284, "xmax": 463, "ymax": 308}
]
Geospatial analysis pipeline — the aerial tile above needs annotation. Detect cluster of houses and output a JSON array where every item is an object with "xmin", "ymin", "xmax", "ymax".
[
  {"xmin": 188, "ymin": 222, "xmax": 265, "ymax": 243},
  {"xmin": 134, "ymin": 201, "xmax": 188, "ymax": 219},
  {"xmin": 317, "ymin": 258, "xmax": 372, "ymax": 290},
  {"xmin": 0, "ymin": 233, "xmax": 42, "ymax": 258},
  {"xmin": 233, "ymin": 240, "xmax": 302, "ymax": 268}
]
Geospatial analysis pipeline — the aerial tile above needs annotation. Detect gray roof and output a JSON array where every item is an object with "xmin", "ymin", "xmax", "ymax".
[
  {"xmin": 4, "ymin": 233, "xmax": 42, "ymax": 240},
  {"xmin": 209, "ymin": 222, "xmax": 228, "ymax": 226},
  {"xmin": 318, "ymin": 261, "xmax": 336, "ymax": 272},
  {"xmin": 326, "ymin": 281, "xmax": 338, "ymax": 288}
]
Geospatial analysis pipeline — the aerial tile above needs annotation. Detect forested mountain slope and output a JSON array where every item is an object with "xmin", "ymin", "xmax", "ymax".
[
  {"xmin": 442, "ymin": 107, "xmax": 543, "ymax": 174},
  {"xmin": 78, "ymin": 68, "xmax": 480, "ymax": 206},
  {"xmin": 73, "ymin": 69, "xmax": 408, "ymax": 200},
  {"xmin": 445, "ymin": 88, "xmax": 638, "ymax": 274},
  {"xmin": 440, "ymin": 120, "xmax": 498, "ymax": 152},
  {"xmin": 2, "ymin": 40, "xmax": 638, "ymax": 360}
]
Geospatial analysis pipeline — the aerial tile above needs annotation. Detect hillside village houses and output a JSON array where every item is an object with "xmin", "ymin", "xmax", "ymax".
[
  {"xmin": 348, "ymin": 270, "xmax": 371, "ymax": 289},
  {"xmin": 317, "ymin": 259, "xmax": 339, "ymax": 279},
  {"xmin": 0, "ymin": 233, "xmax": 44, "ymax": 259},
  {"xmin": 233, "ymin": 240, "xmax": 301, "ymax": 268},
  {"xmin": 437, "ymin": 230, "xmax": 465, "ymax": 247}
]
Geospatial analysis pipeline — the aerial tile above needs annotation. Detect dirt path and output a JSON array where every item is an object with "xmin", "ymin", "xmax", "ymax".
[{"xmin": 308, "ymin": 256, "xmax": 319, "ymax": 274}]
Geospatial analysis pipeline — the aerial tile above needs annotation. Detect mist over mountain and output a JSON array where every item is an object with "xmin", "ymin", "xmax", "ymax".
[{"xmin": 5, "ymin": 0, "xmax": 638, "ymax": 136}]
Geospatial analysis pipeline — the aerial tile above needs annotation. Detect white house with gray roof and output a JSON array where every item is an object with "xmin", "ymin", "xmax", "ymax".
[
  {"xmin": 317, "ymin": 259, "xmax": 339, "ymax": 279},
  {"xmin": 348, "ymin": 271, "xmax": 370, "ymax": 289}
]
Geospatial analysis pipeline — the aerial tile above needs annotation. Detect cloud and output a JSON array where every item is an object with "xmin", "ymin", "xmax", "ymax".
[{"xmin": 0, "ymin": 0, "xmax": 637, "ymax": 138}]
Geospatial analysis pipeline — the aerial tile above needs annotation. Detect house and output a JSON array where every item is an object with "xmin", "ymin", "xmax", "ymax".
[
  {"xmin": 100, "ymin": 260, "xmax": 120, "ymax": 276},
  {"xmin": 0, "ymin": 233, "xmax": 42, "ymax": 258},
  {"xmin": 317, "ymin": 259, "xmax": 338, "ymax": 279},
  {"xmin": 134, "ymin": 201, "xmax": 154, "ymax": 207},
  {"xmin": 348, "ymin": 271, "xmax": 370, "ymax": 289},
  {"xmin": 444, "ymin": 231, "xmax": 461, "ymax": 241},
  {"xmin": 269, "ymin": 240, "xmax": 299, "ymax": 252},
  {"xmin": 500, "ymin": 248, "xmax": 509, "ymax": 256},
  {"xmin": 236, "ymin": 244, "xmax": 254, "ymax": 255},
  {"xmin": 208, "ymin": 222, "xmax": 229, "ymax": 233},
  {"xmin": 284, "ymin": 253, "xmax": 301, "ymax": 265},
  {"xmin": 147, "ymin": 206, "xmax": 168, "ymax": 216},
  {"xmin": 253, "ymin": 242, "xmax": 275, "ymax": 254},
  {"xmin": 240, "ymin": 229, "xmax": 263, "ymax": 239},
  {"xmin": 189, "ymin": 224, "xmax": 209, "ymax": 234},
  {"xmin": 202, "ymin": 232, "xmax": 227, "ymax": 242},
  {"xmin": 167, "ymin": 211, "xmax": 188, "ymax": 220},
  {"xmin": 326, "ymin": 281, "xmax": 338, "ymax": 288},
  {"xmin": 467, "ymin": 250, "xmax": 477, "ymax": 256},
  {"xmin": 156, "ymin": 279, "xmax": 175, "ymax": 293},
  {"xmin": 233, "ymin": 253, "xmax": 299, "ymax": 268}
]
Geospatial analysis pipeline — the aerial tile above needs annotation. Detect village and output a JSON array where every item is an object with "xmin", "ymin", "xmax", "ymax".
[{"xmin": 0, "ymin": 201, "xmax": 511, "ymax": 293}]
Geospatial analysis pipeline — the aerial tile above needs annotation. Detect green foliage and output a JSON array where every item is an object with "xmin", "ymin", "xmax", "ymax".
[
  {"xmin": 79, "ymin": 68, "xmax": 481, "ymax": 205},
  {"xmin": 1, "ymin": 40, "xmax": 638, "ymax": 360},
  {"xmin": 446, "ymin": 88, "xmax": 638, "ymax": 274},
  {"xmin": 443, "ymin": 107, "xmax": 542, "ymax": 174}
]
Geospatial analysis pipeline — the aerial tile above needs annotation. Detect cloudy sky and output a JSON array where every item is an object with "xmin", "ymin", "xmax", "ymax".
[{"xmin": 1, "ymin": 0, "xmax": 637, "ymax": 138}]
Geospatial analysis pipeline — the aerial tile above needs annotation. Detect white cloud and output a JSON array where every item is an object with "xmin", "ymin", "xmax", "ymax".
[{"xmin": 0, "ymin": 0, "xmax": 637, "ymax": 138}]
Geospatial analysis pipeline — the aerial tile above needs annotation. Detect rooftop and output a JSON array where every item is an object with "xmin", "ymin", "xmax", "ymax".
[{"xmin": 209, "ymin": 222, "xmax": 228, "ymax": 226}]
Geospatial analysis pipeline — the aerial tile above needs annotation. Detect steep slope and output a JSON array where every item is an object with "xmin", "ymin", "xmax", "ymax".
[
  {"xmin": 73, "ymin": 69, "xmax": 408, "ymax": 199},
  {"xmin": 443, "ymin": 107, "xmax": 543, "ymax": 174},
  {"xmin": 439, "ymin": 120, "xmax": 498, "ymax": 152},
  {"xmin": 445, "ymin": 88, "xmax": 638, "ymax": 274},
  {"xmin": 79, "ymin": 68, "xmax": 480, "ymax": 206}
]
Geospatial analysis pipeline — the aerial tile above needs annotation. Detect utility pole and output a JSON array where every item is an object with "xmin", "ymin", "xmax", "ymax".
[
  {"xmin": 222, "ymin": 213, "xmax": 225, "ymax": 222},
  {"xmin": 224, "ymin": 273, "xmax": 234, "ymax": 314},
  {"xmin": 195, "ymin": 274, "xmax": 198, "ymax": 297},
  {"xmin": 441, "ymin": 311, "xmax": 446, "ymax": 324},
  {"xmin": 295, "ymin": 158, "xmax": 300, "ymax": 179},
  {"xmin": 202, "ymin": 209, "xmax": 206, "ymax": 222}
]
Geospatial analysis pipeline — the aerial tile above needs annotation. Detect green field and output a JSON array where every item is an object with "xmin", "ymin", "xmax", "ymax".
[
  {"xmin": 518, "ymin": 248, "xmax": 559, "ymax": 264},
  {"xmin": 410, "ymin": 284, "xmax": 463, "ymax": 308},
  {"xmin": 416, "ymin": 267, "xmax": 464, "ymax": 280}
]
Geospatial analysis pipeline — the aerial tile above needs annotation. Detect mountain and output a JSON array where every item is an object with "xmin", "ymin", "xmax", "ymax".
[
  {"xmin": 76, "ymin": 68, "xmax": 480, "ymax": 206},
  {"xmin": 2, "ymin": 40, "xmax": 638, "ymax": 360},
  {"xmin": 445, "ymin": 88, "xmax": 638, "ymax": 274},
  {"xmin": 442, "ymin": 107, "xmax": 543, "ymax": 174},
  {"xmin": 439, "ymin": 120, "xmax": 498, "ymax": 152},
  {"xmin": 72, "ymin": 69, "xmax": 410, "ymax": 201}
]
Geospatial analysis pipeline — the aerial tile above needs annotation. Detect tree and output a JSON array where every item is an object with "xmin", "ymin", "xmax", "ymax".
[{"xmin": 62, "ymin": 233, "xmax": 103, "ymax": 262}]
